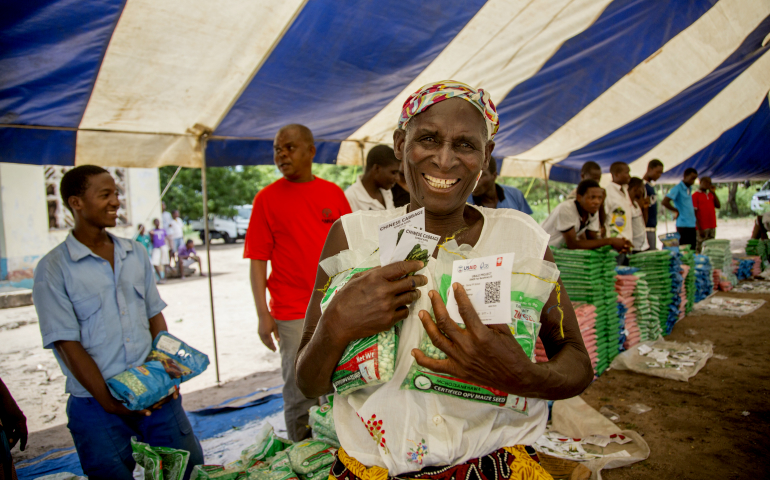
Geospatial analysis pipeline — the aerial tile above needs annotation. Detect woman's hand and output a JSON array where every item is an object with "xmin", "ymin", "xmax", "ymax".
[
  {"xmin": 412, "ymin": 283, "xmax": 536, "ymax": 395},
  {"xmin": 325, "ymin": 260, "xmax": 428, "ymax": 346}
]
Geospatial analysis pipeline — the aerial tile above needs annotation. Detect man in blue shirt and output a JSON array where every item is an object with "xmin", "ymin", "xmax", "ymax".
[
  {"xmin": 468, "ymin": 157, "xmax": 533, "ymax": 214},
  {"xmin": 662, "ymin": 167, "xmax": 698, "ymax": 251},
  {"xmin": 33, "ymin": 166, "xmax": 203, "ymax": 480},
  {"xmin": 642, "ymin": 159, "xmax": 664, "ymax": 250}
]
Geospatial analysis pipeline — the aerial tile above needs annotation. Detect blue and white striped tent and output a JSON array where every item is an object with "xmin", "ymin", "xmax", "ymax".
[{"xmin": 2, "ymin": 0, "xmax": 769, "ymax": 183}]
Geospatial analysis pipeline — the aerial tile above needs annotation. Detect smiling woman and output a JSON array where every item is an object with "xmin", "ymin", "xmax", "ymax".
[{"xmin": 296, "ymin": 81, "xmax": 592, "ymax": 480}]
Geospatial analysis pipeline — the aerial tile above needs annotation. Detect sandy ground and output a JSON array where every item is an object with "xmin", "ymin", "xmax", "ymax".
[{"xmin": 0, "ymin": 216, "xmax": 761, "ymax": 471}]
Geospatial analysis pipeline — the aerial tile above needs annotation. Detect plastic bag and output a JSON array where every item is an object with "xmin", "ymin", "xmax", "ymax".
[
  {"xmin": 286, "ymin": 440, "xmax": 335, "ymax": 474},
  {"xmin": 149, "ymin": 332, "xmax": 210, "ymax": 382},
  {"xmin": 131, "ymin": 438, "xmax": 162, "ymax": 480},
  {"xmin": 130, "ymin": 437, "xmax": 191, "ymax": 480},
  {"xmin": 319, "ymin": 244, "xmax": 400, "ymax": 395},
  {"xmin": 107, "ymin": 361, "xmax": 180, "ymax": 411},
  {"xmin": 308, "ymin": 404, "xmax": 339, "ymax": 447},
  {"xmin": 191, "ymin": 465, "xmax": 243, "ymax": 480},
  {"xmin": 402, "ymin": 247, "xmax": 557, "ymax": 414},
  {"xmin": 241, "ymin": 424, "xmax": 293, "ymax": 465}
]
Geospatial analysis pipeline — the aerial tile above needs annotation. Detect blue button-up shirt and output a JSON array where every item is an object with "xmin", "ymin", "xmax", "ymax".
[
  {"xmin": 33, "ymin": 233, "xmax": 166, "ymax": 397},
  {"xmin": 468, "ymin": 184, "xmax": 533, "ymax": 214},
  {"xmin": 666, "ymin": 181, "xmax": 696, "ymax": 228}
]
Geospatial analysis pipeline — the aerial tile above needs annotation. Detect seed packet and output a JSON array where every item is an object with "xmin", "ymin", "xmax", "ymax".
[
  {"xmin": 150, "ymin": 332, "xmax": 210, "ymax": 382},
  {"xmin": 308, "ymin": 404, "xmax": 338, "ymax": 446},
  {"xmin": 107, "ymin": 361, "xmax": 180, "ymax": 411},
  {"xmin": 131, "ymin": 437, "xmax": 163, "ymax": 480},
  {"xmin": 378, "ymin": 208, "xmax": 425, "ymax": 265},
  {"xmin": 319, "ymin": 243, "xmax": 400, "ymax": 396},
  {"xmin": 402, "ymin": 246, "xmax": 559, "ymax": 414},
  {"xmin": 241, "ymin": 424, "xmax": 293, "ymax": 465}
]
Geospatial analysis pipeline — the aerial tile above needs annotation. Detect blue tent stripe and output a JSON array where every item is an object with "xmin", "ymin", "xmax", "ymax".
[
  {"xmin": 492, "ymin": 0, "xmax": 718, "ymax": 158},
  {"xmin": 206, "ymin": 139, "xmax": 342, "ymax": 167},
  {"xmin": 0, "ymin": 0, "xmax": 126, "ymax": 128},
  {"xmin": 661, "ymin": 95, "xmax": 770, "ymax": 183},
  {"xmin": 554, "ymin": 15, "xmax": 770, "ymax": 178},
  {"xmin": 214, "ymin": 0, "xmax": 487, "ymax": 142},
  {"xmin": 0, "ymin": 127, "xmax": 76, "ymax": 166}
]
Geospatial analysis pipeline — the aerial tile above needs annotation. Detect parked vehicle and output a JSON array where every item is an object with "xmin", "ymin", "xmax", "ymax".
[
  {"xmin": 751, "ymin": 180, "xmax": 770, "ymax": 213},
  {"xmin": 190, "ymin": 205, "xmax": 252, "ymax": 244}
]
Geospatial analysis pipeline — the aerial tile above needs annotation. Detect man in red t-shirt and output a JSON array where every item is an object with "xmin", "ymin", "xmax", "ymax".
[
  {"xmin": 244, "ymin": 124, "xmax": 351, "ymax": 440},
  {"xmin": 692, "ymin": 176, "xmax": 721, "ymax": 253}
]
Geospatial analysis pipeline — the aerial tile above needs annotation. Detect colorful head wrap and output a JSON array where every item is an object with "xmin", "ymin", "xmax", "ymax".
[{"xmin": 398, "ymin": 80, "xmax": 499, "ymax": 140}]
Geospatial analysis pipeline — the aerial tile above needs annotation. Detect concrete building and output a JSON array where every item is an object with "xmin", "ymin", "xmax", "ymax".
[{"xmin": 0, "ymin": 164, "xmax": 162, "ymax": 290}]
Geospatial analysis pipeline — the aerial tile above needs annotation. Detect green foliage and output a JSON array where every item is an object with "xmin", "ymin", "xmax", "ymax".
[
  {"xmin": 497, "ymin": 177, "xmax": 574, "ymax": 223},
  {"xmin": 159, "ymin": 166, "xmax": 278, "ymax": 219},
  {"xmin": 312, "ymin": 163, "xmax": 361, "ymax": 190}
]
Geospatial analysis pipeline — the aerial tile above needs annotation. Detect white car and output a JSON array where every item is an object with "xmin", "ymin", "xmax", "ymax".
[
  {"xmin": 190, "ymin": 205, "xmax": 252, "ymax": 244},
  {"xmin": 751, "ymin": 180, "xmax": 770, "ymax": 214}
]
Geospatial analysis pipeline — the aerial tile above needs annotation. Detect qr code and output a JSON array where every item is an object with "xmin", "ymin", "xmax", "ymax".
[{"xmin": 484, "ymin": 281, "xmax": 501, "ymax": 304}]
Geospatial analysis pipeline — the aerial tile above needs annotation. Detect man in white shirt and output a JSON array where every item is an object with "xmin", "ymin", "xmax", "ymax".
[
  {"xmin": 605, "ymin": 162, "xmax": 635, "ymax": 263},
  {"xmin": 542, "ymin": 180, "xmax": 631, "ymax": 252},
  {"xmin": 168, "ymin": 210, "xmax": 185, "ymax": 256},
  {"xmin": 345, "ymin": 145, "xmax": 399, "ymax": 212}
]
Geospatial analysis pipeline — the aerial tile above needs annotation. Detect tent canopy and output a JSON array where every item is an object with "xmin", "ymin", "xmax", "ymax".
[{"xmin": 2, "ymin": 0, "xmax": 769, "ymax": 183}]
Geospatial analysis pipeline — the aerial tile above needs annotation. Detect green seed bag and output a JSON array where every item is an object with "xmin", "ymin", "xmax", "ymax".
[
  {"xmin": 318, "ymin": 243, "xmax": 400, "ymax": 395},
  {"xmin": 131, "ymin": 438, "xmax": 162, "ymax": 480}
]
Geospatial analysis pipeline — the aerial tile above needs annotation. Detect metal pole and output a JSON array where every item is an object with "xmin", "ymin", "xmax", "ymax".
[
  {"xmin": 200, "ymin": 136, "xmax": 221, "ymax": 385},
  {"xmin": 543, "ymin": 163, "xmax": 551, "ymax": 214}
]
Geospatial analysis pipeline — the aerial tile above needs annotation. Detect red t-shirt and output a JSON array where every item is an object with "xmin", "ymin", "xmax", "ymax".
[
  {"xmin": 692, "ymin": 190, "xmax": 717, "ymax": 230},
  {"xmin": 244, "ymin": 177, "xmax": 351, "ymax": 320}
]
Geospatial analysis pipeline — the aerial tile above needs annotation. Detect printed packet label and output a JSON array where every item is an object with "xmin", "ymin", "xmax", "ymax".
[
  {"xmin": 378, "ymin": 208, "xmax": 425, "ymax": 265},
  {"xmin": 446, "ymin": 253, "xmax": 514, "ymax": 325},
  {"xmin": 389, "ymin": 227, "xmax": 440, "ymax": 266}
]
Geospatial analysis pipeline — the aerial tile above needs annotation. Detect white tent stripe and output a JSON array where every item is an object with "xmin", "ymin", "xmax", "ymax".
[
  {"xmin": 77, "ymin": 0, "xmax": 306, "ymax": 167},
  {"xmin": 628, "ymin": 49, "xmax": 770, "ymax": 178},
  {"xmin": 336, "ymin": 0, "xmax": 612, "ymax": 166},
  {"xmin": 513, "ymin": 0, "xmax": 770, "ymax": 163}
]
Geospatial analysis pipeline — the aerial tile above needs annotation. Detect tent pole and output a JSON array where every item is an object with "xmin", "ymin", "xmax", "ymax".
[
  {"xmin": 201, "ymin": 136, "xmax": 221, "ymax": 385},
  {"xmin": 543, "ymin": 163, "xmax": 551, "ymax": 214}
]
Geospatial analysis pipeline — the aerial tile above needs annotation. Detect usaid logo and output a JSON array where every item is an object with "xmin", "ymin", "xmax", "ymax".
[{"xmin": 458, "ymin": 264, "xmax": 477, "ymax": 273}]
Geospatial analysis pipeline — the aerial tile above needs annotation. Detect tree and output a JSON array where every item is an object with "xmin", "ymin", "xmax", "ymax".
[
  {"xmin": 727, "ymin": 182, "xmax": 739, "ymax": 216},
  {"xmin": 159, "ymin": 166, "xmax": 279, "ymax": 219}
]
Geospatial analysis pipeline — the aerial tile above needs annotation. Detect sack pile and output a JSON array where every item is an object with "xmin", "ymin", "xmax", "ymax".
[
  {"xmin": 677, "ymin": 264, "xmax": 689, "ymax": 323},
  {"xmin": 746, "ymin": 239, "xmax": 769, "ymax": 264},
  {"xmin": 629, "ymin": 250, "xmax": 674, "ymax": 337},
  {"xmin": 693, "ymin": 254, "xmax": 713, "ymax": 302},
  {"xmin": 680, "ymin": 246, "xmax": 695, "ymax": 314},
  {"xmin": 735, "ymin": 257, "xmax": 756, "ymax": 281},
  {"xmin": 666, "ymin": 252, "xmax": 684, "ymax": 335},
  {"xmin": 703, "ymin": 239, "xmax": 733, "ymax": 279},
  {"xmin": 552, "ymin": 247, "xmax": 619, "ymax": 375},
  {"xmin": 615, "ymin": 267, "xmax": 639, "ymax": 353},
  {"xmin": 631, "ymin": 271, "xmax": 661, "ymax": 342}
]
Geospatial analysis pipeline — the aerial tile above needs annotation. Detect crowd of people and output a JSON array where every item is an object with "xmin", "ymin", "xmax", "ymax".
[{"xmin": 0, "ymin": 80, "xmax": 732, "ymax": 480}]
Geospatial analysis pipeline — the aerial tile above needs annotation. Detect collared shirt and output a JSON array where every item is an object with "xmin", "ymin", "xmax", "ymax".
[
  {"xmin": 345, "ymin": 176, "xmax": 395, "ymax": 212},
  {"xmin": 692, "ymin": 190, "xmax": 717, "ymax": 230},
  {"xmin": 33, "ymin": 233, "xmax": 166, "ymax": 397},
  {"xmin": 666, "ymin": 181, "xmax": 696, "ymax": 228},
  {"xmin": 644, "ymin": 180, "xmax": 658, "ymax": 228},
  {"xmin": 168, "ymin": 217, "xmax": 184, "ymax": 239},
  {"xmin": 541, "ymin": 200, "xmax": 600, "ymax": 248},
  {"xmin": 604, "ymin": 182, "xmax": 634, "ymax": 242},
  {"xmin": 468, "ymin": 184, "xmax": 533, "ymax": 214}
]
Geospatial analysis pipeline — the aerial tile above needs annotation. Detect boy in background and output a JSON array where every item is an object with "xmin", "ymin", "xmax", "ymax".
[
  {"xmin": 692, "ymin": 176, "xmax": 721, "ymax": 253},
  {"xmin": 628, "ymin": 177, "xmax": 649, "ymax": 252}
]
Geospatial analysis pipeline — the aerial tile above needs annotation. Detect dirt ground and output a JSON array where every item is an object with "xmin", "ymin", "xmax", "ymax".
[
  {"xmin": 2, "ymin": 217, "xmax": 765, "ymax": 476},
  {"xmin": 582, "ymin": 289, "xmax": 770, "ymax": 479}
]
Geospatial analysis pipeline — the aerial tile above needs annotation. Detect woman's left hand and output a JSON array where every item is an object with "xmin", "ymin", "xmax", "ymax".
[{"xmin": 412, "ymin": 283, "xmax": 535, "ymax": 394}]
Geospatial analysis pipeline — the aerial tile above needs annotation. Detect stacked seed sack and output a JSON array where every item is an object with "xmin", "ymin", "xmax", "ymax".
[
  {"xmin": 615, "ymin": 267, "xmax": 638, "ymax": 352},
  {"xmin": 632, "ymin": 271, "xmax": 661, "ymax": 341},
  {"xmin": 629, "ymin": 250, "xmax": 674, "ymax": 336},
  {"xmin": 680, "ymin": 246, "xmax": 695, "ymax": 313},
  {"xmin": 703, "ymin": 239, "xmax": 736, "ymax": 290},
  {"xmin": 693, "ymin": 254, "xmax": 713, "ymax": 302},
  {"xmin": 535, "ymin": 303, "xmax": 599, "ymax": 374},
  {"xmin": 665, "ymin": 251, "xmax": 684, "ymax": 334},
  {"xmin": 552, "ymin": 246, "xmax": 619, "ymax": 375}
]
